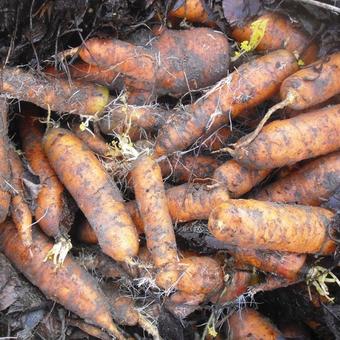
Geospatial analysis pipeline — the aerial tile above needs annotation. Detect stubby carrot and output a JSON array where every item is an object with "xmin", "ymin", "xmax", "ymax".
[
  {"xmin": 154, "ymin": 49, "xmax": 298, "ymax": 156},
  {"xmin": 0, "ymin": 220, "xmax": 125, "ymax": 340},
  {"xmin": 254, "ymin": 151, "xmax": 340, "ymax": 205},
  {"xmin": 208, "ymin": 199, "xmax": 336, "ymax": 255},
  {"xmin": 212, "ymin": 159, "xmax": 271, "ymax": 197},
  {"xmin": 228, "ymin": 308, "xmax": 283, "ymax": 339},
  {"xmin": 8, "ymin": 146, "xmax": 33, "ymax": 247},
  {"xmin": 43, "ymin": 128, "xmax": 139, "ymax": 263},
  {"xmin": 232, "ymin": 105, "xmax": 340, "ymax": 169},
  {"xmin": 0, "ymin": 98, "xmax": 10, "ymax": 223},
  {"xmin": 0, "ymin": 67, "xmax": 109, "ymax": 116},
  {"xmin": 131, "ymin": 154, "xmax": 178, "ymax": 268},
  {"xmin": 231, "ymin": 11, "xmax": 318, "ymax": 64}
]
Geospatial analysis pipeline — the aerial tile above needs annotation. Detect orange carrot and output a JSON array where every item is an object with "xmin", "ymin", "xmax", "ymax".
[
  {"xmin": 208, "ymin": 199, "xmax": 336, "ymax": 255},
  {"xmin": 131, "ymin": 154, "xmax": 178, "ymax": 268},
  {"xmin": 1, "ymin": 67, "xmax": 109, "ymax": 116},
  {"xmin": 0, "ymin": 98, "xmax": 10, "ymax": 224},
  {"xmin": 232, "ymin": 105, "xmax": 340, "ymax": 169},
  {"xmin": 254, "ymin": 151, "xmax": 340, "ymax": 205},
  {"xmin": 8, "ymin": 146, "xmax": 33, "ymax": 247},
  {"xmin": 154, "ymin": 49, "xmax": 298, "ymax": 156},
  {"xmin": 0, "ymin": 220, "xmax": 125, "ymax": 339},
  {"xmin": 43, "ymin": 128, "xmax": 139, "ymax": 263},
  {"xmin": 231, "ymin": 11, "xmax": 318, "ymax": 64}
]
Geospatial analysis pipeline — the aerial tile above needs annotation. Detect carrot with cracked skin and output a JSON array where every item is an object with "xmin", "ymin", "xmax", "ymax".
[
  {"xmin": 8, "ymin": 146, "xmax": 33, "ymax": 247},
  {"xmin": 228, "ymin": 308, "xmax": 283, "ymax": 340},
  {"xmin": 254, "ymin": 151, "xmax": 340, "ymax": 205},
  {"xmin": 131, "ymin": 154, "xmax": 178, "ymax": 268},
  {"xmin": 19, "ymin": 115, "xmax": 74, "ymax": 262},
  {"xmin": 208, "ymin": 199, "xmax": 336, "ymax": 255},
  {"xmin": 0, "ymin": 220, "xmax": 126, "ymax": 340},
  {"xmin": 43, "ymin": 128, "xmax": 139, "ymax": 263},
  {"xmin": 0, "ymin": 67, "xmax": 109, "ymax": 116},
  {"xmin": 154, "ymin": 49, "xmax": 299, "ymax": 156},
  {"xmin": 231, "ymin": 11, "xmax": 318, "ymax": 64},
  {"xmin": 212, "ymin": 159, "xmax": 271, "ymax": 197},
  {"xmin": 79, "ymin": 27, "xmax": 229, "ymax": 101},
  {"xmin": 232, "ymin": 105, "xmax": 340, "ymax": 170},
  {"xmin": 0, "ymin": 98, "xmax": 10, "ymax": 224}
]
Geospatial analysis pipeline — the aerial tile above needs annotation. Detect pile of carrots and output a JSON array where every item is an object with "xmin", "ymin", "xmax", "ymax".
[{"xmin": 0, "ymin": 1, "xmax": 339, "ymax": 338}]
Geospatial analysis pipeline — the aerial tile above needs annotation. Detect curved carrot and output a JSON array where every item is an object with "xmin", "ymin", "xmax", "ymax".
[
  {"xmin": 131, "ymin": 154, "xmax": 178, "ymax": 268},
  {"xmin": 0, "ymin": 98, "xmax": 10, "ymax": 224},
  {"xmin": 43, "ymin": 128, "xmax": 139, "ymax": 263},
  {"xmin": 233, "ymin": 105, "xmax": 340, "ymax": 169},
  {"xmin": 212, "ymin": 159, "xmax": 271, "ymax": 197},
  {"xmin": 1, "ymin": 67, "xmax": 109, "ymax": 116},
  {"xmin": 254, "ymin": 151, "xmax": 340, "ymax": 205},
  {"xmin": 0, "ymin": 220, "xmax": 125, "ymax": 339},
  {"xmin": 231, "ymin": 11, "xmax": 318, "ymax": 64},
  {"xmin": 208, "ymin": 199, "xmax": 335, "ymax": 255},
  {"xmin": 8, "ymin": 146, "xmax": 33, "ymax": 247},
  {"xmin": 154, "ymin": 49, "xmax": 298, "ymax": 156}
]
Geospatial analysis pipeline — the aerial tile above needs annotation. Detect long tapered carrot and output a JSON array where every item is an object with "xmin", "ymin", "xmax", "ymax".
[
  {"xmin": 208, "ymin": 199, "xmax": 335, "ymax": 255},
  {"xmin": 43, "ymin": 128, "xmax": 139, "ymax": 263},
  {"xmin": 254, "ymin": 151, "xmax": 340, "ymax": 205},
  {"xmin": 154, "ymin": 49, "xmax": 298, "ymax": 156},
  {"xmin": 131, "ymin": 154, "xmax": 178, "ymax": 268},
  {"xmin": 0, "ymin": 220, "xmax": 125, "ymax": 339},
  {"xmin": 0, "ymin": 67, "xmax": 109, "ymax": 116},
  {"xmin": 8, "ymin": 146, "xmax": 33, "ymax": 247},
  {"xmin": 0, "ymin": 98, "xmax": 10, "ymax": 223}
]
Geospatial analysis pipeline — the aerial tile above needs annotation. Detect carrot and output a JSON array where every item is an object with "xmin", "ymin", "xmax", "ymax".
[
  {"xmin": 71, "ymin": 121, "xmax": 115, "ymax": 157},
  {"xmin": 131, "ymin": 154, "xmax": 178, "ymax": 268},
  {"xmin": 231, "ymin": 11, "xmax": 318, "ymax": 64},
  {"xmin": 98, "ymin": 104, "xmax": 172, "ymax": 140},
  {"xmin": 8, "ymin": 146, "xmax": 33, "ymax": 247},
  {"xmin": 0, "ymin": 98, "xmax": 10, "ymax": 224},
  {"xmin": 154, "ymin": 49, "xmax": 298, "ymax": 156},
  {"xmin": 254, "ymin": 151, "xmax": 340, "ymax": 205},
  {"xmin": 229, "ymin": 247, "xmax": 308, "ymax": 281},
  {"xmin": 212, "ymin": 159, "xmax": 271, "ymax": 197},
  {"xmin": 45, "ymin": 61, "xmax": 122, "ymax": 90},
  {"xmin": 43, "ymin": 128, "xmax": 139, "ymax": 263},
  {"xmin": 228, "ymin": 308, "xmax": 283, "ymax": 339},
  {"xmin": 208, "ymin": 199, "xmax": 336, "ymax": 255},
  {"xmin": 159, "ymin": 154, "xmax": 221, "ymax": 184},
  {"xmin": 0, "ymin": 220, "xmax": 125, "ymax": 340},
  {"xmin": 232, "ymin": 105, "xmax": 340, "ymax": 169},
  {"xmin": 0, "ymin": 67, "xmax": 109, "ymax": 116},
  {"xmin": 234, "ymin": 52, "xmax": 340, "ymax": 148},
  {"xmin": 79, "ymin": 27, "xmax": 229, "ymax": 99},
  {"xmin": 19, "ymin": 115, "xmax": 74, "ymax": 263}
]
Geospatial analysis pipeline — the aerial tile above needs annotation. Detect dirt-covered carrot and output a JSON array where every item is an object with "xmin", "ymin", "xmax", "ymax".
[
  {"xmin": 43, "ymin": 128, "xmax": 139, "ymax": 263},
  {"xmin": 254, "ymin": 151, "xmax": 340, "ymax": 205},
  {"xmin": 0, "ymin": 67, "xmax": 109, "ymax": 116},
  {"xmin": 98, "ymin": 104, "xmax": 172, "ymax": 140},
  {"xmin": 8, "ymin": 146, "xmax": 33, "ymax": 247},
  {"xmin": 131, "ymin": 154, "xmax": 178, "ymax": 268},
  {"xmin": 0, "ymin": 98, "xmax": 10, "ymax": 224},
  {"xmin": 71, "ymin": 121, "xmax": 115, "ymax": 157},
  {"xmin": 232, "ymin": 105, "xmax": 340, "ymax": 169},
  {"xmin": 159, "ymin": 154, "xmax": 220, "ymax": 184},
  {"xmin": 208, "ymin": 199, "xmax": 336, "ymax": 255},
  {"xmin": 154, "ymin": 49, "xmax": 298, "ymax": 156},
  {"xmin": 212, "ymin": 159, "xmax": 271, "ymax": 197},
  {"xmin": 231, "ymin": 11, "xmax": 318, "ymax": 64},
  {"xmin": 19, "ymin": 115, "xmax": 74, "ymax": 263},
  {"xmin": 79, "ymin": 27, "xmax": 229, "ymax": 99},
  {"xmin": 0, "ymin": 220, "xmax": 125, "ymax": 339},
  {"xmin": 228, "ymin": 308, "xmax": 283, "ymax": 339}
]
